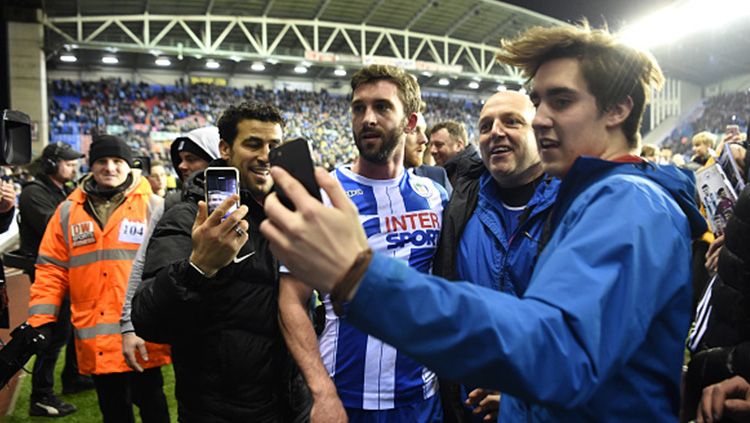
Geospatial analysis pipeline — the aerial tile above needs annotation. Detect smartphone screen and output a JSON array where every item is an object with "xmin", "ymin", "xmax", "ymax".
[
  {"xmin": 204, "ymin": 167, "xmax": 240, "ymax": 218},
  {"xmin": 269, "ymin": 137, "xmax": 322, "ymax": 210}
]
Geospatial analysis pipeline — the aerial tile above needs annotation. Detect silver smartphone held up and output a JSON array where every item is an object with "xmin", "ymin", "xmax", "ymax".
[{"xmin": 204, "ymin": 167, "xmax": 240, "ymax": 219}]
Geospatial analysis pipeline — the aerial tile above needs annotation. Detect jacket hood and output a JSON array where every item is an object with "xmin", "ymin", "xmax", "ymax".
[
  {"xmin": 558, "ymin": 156, "xmax": 707, "ymax": 238},
  {"xmin": 170, "ymin": 126, "xmax": 221, "ymax": 171}
]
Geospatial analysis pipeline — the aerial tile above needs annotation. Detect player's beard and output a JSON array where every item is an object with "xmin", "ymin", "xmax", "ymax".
[{"xmin": 354, "ymin": 125, "xmax": 404, "ymax": 165}]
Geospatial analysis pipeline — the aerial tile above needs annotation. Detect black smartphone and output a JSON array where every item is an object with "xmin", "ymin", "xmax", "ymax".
[
  {"xmin": 204, "ymin": 167, "xmax": 240, "ymax": 218},
  {"xmin": 269, "ymin": 137, "xmax": 322, "ymax": 210}
]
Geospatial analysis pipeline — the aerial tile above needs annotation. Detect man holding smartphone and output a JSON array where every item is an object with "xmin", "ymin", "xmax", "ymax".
[
  {"xmin": 278, "ymin": 65, "xmax": 449, "ymax": 423},
  {"xmin": 131, "ymin": 102, "xmax": 311, "ymax": 422}
]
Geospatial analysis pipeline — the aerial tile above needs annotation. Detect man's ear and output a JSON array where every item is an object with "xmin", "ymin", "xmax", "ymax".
[
  {"xmin": 605, "ymin": 96, "xmax": 634, "ymax": 129},
  {"xmin": 456, "ymin": 138, "xmax": 467, "ymax": 150},
  {"xmin": 404, "ymin": 113, "xmax": 418, "ymax": 134},
  {"xmin": 219, "ymin": 140, "xmax": 231, "ymax": 161}
]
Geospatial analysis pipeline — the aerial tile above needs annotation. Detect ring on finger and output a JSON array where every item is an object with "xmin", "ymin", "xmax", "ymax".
[{"xmin": 234, "ymin": 225, "xmax": 245, "ymax": 237}]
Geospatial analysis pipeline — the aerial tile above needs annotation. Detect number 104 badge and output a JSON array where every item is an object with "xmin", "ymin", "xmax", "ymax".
[{"xmin": 118, "ymin": 219, "xmax": 146, "ymax": 244}]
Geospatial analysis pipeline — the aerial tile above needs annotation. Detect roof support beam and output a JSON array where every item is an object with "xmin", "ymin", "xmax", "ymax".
[
  {"xmin": 405, "ymin": 0, "xmax": 435, "ymax": 31},
  {"xmin": 445, "ymin": 4, "xmax": 481, "ymax": 37},
  {"xmin": 263, "ymin": 0, "xmax": 276, "ymax": 16},
  {"xmin": 314, "ymin": 0, "xmax": 332, "ymax": 20},
  {"xmin": 482, "ymin": 14, "xmax": 514, "ymax": 44},
  {"xmin": 362, "ymin": 0, "xmax": 385, "ymax": 25},
  {"xmin": 45, "ymin": 14, "xmax": 527, "ymax": 81}
]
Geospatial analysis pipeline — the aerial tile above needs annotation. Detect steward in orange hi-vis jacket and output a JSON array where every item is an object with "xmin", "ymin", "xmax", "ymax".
[{"xmin": 28, "ymin": 135, "xmax": 171, "ymax": 422}]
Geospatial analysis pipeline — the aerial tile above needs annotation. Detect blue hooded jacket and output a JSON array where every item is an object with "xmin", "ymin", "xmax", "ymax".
[{"xmin": 344, "ymin": 157, "xmax": 707, "ymax": 422}]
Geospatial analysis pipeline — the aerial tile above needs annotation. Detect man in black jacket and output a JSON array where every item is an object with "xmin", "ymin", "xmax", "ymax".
[
  {"xmin": 428, "ymin": 120, "xmax": 482, "ymax": 186},
  {"xmin": 19, "ymin": 143, "xmax": 83, "ymax": 263},
  {"xmin": 19, "ymin": 142, "xmax": 93, "ymax": 417},
  {"xmin": 132, "ymin": 102, "xmax": 311, "ymax": 422}
]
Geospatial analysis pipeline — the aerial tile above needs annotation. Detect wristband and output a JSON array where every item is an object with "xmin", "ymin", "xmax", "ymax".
[{"xmin": 330, "ymin": 249, "xmax": 373, "ymax": 317}]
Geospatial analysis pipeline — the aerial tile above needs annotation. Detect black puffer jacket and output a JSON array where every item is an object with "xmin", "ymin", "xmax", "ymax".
[
  {"xmin": 19, "ymin": 173, "xmax": 74, "ymax": 256},
  {"xmin": 132, "ymin": 160, "xmax": 311, "ymax": 423},
  {"xmin": 442, "ymin": 144, "xmax": 483, "ymax": 188},
  {"xmin": 432, "ymin": 154, "xmax": 485, "ymax": 281},
  {"xmin": 683, "ymin": 185, "xmax": 750, "ymax": 421}
]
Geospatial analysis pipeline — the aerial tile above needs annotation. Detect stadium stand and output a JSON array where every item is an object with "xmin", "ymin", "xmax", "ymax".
[
  {"xmin": 48, "ymin": 79, "xmax": 483, "ymax": 172},
  {"xmin": 660, "ymin": 90, "xmax": 749, "ymax": 157}
]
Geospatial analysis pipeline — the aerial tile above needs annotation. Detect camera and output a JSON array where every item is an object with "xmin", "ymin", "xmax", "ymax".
[
  {"xmin": 1, "ymin": 110, "xmax": 33, "ymax": 166},
  {"xmin": 132, "ymin": 155, "xmax": 151, "ymax": 176},
  {"xmin": 0, "ymin": 110, "xmax": 38, "ymax": 389}
]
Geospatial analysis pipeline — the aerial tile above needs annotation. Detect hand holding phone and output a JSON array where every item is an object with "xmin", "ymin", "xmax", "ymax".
[
  {"xmin": 269, "ymin": 138, "xmax": 322, "ymax": 210},
  {"xmin": 204, "ymin": 167, "xmax": 240, "ymax": 219},
  {"xmin": 190, "ymin": 193, "xmax": 249, "ymax": 276}
]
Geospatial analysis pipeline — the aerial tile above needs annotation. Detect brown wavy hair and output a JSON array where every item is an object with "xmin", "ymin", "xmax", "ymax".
[{"xmin": 496, "ymin": 22, "xmax": 664, "ymax": 147}]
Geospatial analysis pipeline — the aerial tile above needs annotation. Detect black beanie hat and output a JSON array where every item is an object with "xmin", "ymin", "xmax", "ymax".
[{"xmin": 89, "ymin": 135, "xmax": 133, "ymax": 167}]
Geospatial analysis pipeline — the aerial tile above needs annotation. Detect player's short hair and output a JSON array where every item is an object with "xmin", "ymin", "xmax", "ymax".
[
  {"xmin": 217, "ymin": 102, "xmax": 284, "ymax": 146},
  {"xmin": 350, "ymin": 65, "xmax": 422, "ymax": 116}
]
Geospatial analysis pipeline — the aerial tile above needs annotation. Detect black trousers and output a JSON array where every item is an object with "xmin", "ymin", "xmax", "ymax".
[
  {"xmin": 30, "ymin": 294, "xmax": 80, "ymax": 399},
  {"xmin": 92, "ymin": 367, "xmax": 170, "ymax": 423}
]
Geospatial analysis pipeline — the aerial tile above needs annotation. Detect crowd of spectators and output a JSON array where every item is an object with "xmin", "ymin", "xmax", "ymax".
[
  {"xmin": 693, "ymin": 90, "xmax": 750, "ymax": 134},
  {"xmin": 661, "ymin": 90, "xmax": 749, "ymax": 156},
  {"xmin": 48, "ymin": 78, "xmax": 482, "ymax": 172}
]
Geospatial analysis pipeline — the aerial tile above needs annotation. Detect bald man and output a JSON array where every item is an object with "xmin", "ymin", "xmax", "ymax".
[{"xmin": 433, "ymin": 91, "xmax": 560, "ymax": 423}]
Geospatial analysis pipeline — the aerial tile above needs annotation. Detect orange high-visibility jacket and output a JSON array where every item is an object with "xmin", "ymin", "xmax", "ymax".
[{"xmin": 29, "ymin": 177, "xmax": 171, "ymax": 375}]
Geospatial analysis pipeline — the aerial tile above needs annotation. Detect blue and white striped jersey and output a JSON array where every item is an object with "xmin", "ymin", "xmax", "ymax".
[{"xmin": 320, "ymin": 166, "xmax": 449, "ymax": 410}]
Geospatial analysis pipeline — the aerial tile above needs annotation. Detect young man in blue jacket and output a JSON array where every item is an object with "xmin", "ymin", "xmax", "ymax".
[{"xmin": 261, "ymin": 23, "xmax": 707, "ymax": 422}]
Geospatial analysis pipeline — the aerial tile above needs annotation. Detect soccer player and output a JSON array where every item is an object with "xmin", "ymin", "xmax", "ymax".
[{"xmin": 278, "ymin": 65, "xmax": 448, "ymax": 422}]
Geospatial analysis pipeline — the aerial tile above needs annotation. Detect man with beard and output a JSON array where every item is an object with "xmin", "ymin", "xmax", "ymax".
[
  {"xmin": 132, "ymin": 102, "xmax": 311, "ymax": 422},
  {"xmin": 404, "ymin": 104, "xmax": 452, "ymax": 196},
  {"xmin": 278, "ymin": 65, "xmax": 448, "ymax": 422},
  {"xmin": 20, "ymin": 142, "xmax": 93, "ymax": 417}
]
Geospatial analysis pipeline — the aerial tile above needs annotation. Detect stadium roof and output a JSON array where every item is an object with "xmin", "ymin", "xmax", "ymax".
[
  {"xmin": 21, "ymin": 0, "xmax": 750, "ymax": 87},
  {"xmin": 41, "ymin": 0, "xmax": 562, "ymax": 45}
]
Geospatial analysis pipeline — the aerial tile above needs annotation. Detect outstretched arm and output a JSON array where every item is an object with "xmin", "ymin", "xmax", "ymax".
[{"xmin": 279, "ymin": 275, "xmax": 345, "ymax": 422}]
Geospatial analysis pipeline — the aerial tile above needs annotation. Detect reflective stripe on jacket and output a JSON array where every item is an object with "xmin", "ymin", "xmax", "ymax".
[{"xmin": 29, "ymin": 176, "xmax": 170, "ymax": 375}]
